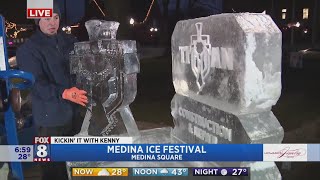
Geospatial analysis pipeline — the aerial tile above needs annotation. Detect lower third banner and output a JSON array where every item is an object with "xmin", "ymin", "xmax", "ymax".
[{"xmin": 48, "ymin": 144, "xmax": 263, "ymax": 161}]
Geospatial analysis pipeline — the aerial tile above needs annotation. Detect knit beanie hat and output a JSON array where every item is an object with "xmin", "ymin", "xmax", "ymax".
[{"xmin": 34, "ymin": 1, "xmax": 61, "ymax": 25}]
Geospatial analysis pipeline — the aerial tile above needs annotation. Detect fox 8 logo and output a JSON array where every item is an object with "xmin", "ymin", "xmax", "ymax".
[
  {"xmin": 34, "ymin": 144, "xmax": 51, "ymax": 161},
  {"xmin": 34, "ymin": 137, "xmax": 51, "ymax": 161},
  {"xmin": 36, "ymin": 144, "xmax": 48, "ymax": 157}
]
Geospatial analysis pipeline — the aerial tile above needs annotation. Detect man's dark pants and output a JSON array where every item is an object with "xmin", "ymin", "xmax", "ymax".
[{"xmin": 37, "ymin": 123, "xmax": 72, "ymax": 180}]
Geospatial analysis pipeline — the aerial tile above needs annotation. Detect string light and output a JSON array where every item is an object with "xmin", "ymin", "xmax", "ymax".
[
  {"xmin": 92, "ymin": 0, "xmax": 106, "ymax": 17},
  {"xmin": 90, "ymin": 0, "xmax": 154, "ymax": 25},
  {"xmin": 5, "ymin": 21, "xmax": 27, "ymax": 39},
  {"xmin": 137, "ymin": 0, "xmax": 155, "ymax": 24},
  {"xmin": 71, "ymin": 24, "xmax": 80, "ymax": 28}
]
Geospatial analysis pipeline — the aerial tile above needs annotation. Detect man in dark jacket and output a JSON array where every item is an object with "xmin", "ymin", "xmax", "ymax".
[{"xmin": 16, "ymin": 2, "xmax": 87, "ymax": 180}]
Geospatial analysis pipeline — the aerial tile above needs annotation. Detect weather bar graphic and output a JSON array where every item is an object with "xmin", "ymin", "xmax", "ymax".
[
  {"xmin": 193, "ymin": 167, "xmax": 249, "ymax": 176},
  {"xmin": 132, "ymin": 168, "xmax": 188, "ymax": 176},
  {"xmin": 72, "ymin": 168, "xmax": 128, "ymax": 177}
]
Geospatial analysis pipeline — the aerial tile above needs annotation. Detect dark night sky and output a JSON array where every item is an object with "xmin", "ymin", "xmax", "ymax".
[
  {"xmin": 127, "ymin": 0, "xmax": 147, "ymax": 19},
  {"xmin": 223, "ymin": 0, "xmax": 271, "ymax": 13},
  {"xmin": 0, "ymin": 0, "xmax": 274, "ymax": 24},
  {"xmin": 0, "ymin": 0, "xmax": 29, "ymax": 23},
  {"xmin": 0, "ymin": 0, "xmax": 214, "ymax": 23},
  {"xmin": 0, "ymin": 0, "xmax": 86, "ymax": 25},
  {"xmin": 0, "ymin": 0, "xmax": 152, "ymax": 24}
]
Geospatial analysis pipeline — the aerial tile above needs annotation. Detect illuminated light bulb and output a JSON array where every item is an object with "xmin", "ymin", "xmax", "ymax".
[{"xmin": 129, "ymin": 18, "xmax": 135, "ymax": 25}]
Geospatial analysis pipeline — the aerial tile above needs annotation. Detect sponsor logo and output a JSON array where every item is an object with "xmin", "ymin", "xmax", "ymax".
[
  {"xmin": 264, "ymin": 147, "xmax": 306, "ymax": 158},
  {"xmin": 263, "ymin": 144, "xmax": 307, "ymax": 161}
]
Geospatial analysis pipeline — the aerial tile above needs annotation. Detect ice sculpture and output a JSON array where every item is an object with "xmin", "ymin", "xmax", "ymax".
[
  {"xmin": 171, "ymin": 13, "xmax": 284, "ymax": 179},
  {"xmin": 67, "ymin": 14, "xmax": 284, "ymax": 180},
  {"xmin": 70, "ymin": 20, "xmax": 140, "ymax": 138},
  {"xmin": 172, "ymin": 14, "xmax": 282, "ymax": 114}
]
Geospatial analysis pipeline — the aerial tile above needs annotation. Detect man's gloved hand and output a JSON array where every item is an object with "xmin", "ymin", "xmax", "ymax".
[{"xmin": 62, "ymin": 87, "xmax": 88, "ymax": 106}]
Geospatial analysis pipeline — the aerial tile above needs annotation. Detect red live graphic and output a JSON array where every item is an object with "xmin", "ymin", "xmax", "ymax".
[{"xmin": 27, "ymin": 9, "xmax": 52, "ymax": 18}]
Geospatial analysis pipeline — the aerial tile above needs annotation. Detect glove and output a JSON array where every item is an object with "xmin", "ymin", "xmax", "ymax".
[{"xmin": 62, "ymin": 87, "xmax": 88, "ymax": 106}]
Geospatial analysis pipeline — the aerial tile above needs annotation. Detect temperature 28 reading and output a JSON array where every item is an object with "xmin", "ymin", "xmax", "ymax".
[
  {"xmin": 18, "ymin": 154, "xmax": 31, "ymax": 160},
  {"xmin": 110, "ymin": 168, "xmax": 128, "ymax": 176}
]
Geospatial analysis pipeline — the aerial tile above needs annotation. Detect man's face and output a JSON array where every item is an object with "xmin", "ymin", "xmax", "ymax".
[{"xmin": 38, "ymin": 13, "xmax": 60, "ymax": 36}]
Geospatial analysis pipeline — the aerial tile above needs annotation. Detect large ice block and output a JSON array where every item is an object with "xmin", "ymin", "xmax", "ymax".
[
  {"xmin": 170, "ymin": 13, "xmax": 283, "ymax": 180},
  {"xmin": 172, "ymin": 13, "xmax": 282, "ymax": 114},
  {"xmin": 171, "ymin": 94, "xmax": 284, "ymax": 144}
]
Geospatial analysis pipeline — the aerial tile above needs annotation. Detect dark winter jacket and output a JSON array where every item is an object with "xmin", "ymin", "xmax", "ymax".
[{"xmin": 16, "ymin": 29, "xmax": 77, "ymax": 127}]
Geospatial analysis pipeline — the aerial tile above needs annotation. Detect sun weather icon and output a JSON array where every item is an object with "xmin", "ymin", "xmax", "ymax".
[{"xmin": 98, "ymin": 169, "xmax": 110, "ymax": 176}]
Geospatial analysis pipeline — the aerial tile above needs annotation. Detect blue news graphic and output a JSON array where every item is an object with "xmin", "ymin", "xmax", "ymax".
[
  {"xmin": 33, "ymin": 144, "xmax": 51, "ymax": 161},
  {"xmin": 50, "ymin": 144, "xmax": 263, "ymax": 161}
]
